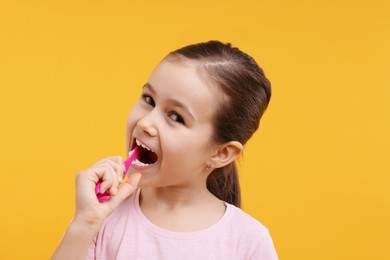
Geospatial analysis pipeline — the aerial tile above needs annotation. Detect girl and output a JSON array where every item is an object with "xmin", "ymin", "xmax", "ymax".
[{"xmin": 52, "ymin": 41, "xmax": 278, "ymax": 259}]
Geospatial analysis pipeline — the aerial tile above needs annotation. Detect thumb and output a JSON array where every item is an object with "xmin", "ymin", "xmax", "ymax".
[
  {"xmin": 102, "ymin": 173, "xmax": 142, "ymax": 212},
  {"xmin": 121, "ymin": 173, "xmax": 142, "ymax": 197}
]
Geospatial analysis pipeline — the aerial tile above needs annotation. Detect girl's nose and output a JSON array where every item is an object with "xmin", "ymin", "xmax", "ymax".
[{"xmin": 136, "ymin": 113, "xmax": 158, "ymax": 137}]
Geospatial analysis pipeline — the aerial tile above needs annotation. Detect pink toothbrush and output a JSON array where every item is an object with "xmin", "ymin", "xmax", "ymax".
[{"xmin": 95, "ymin": 147, "xmax": 139, "ymax": 202}]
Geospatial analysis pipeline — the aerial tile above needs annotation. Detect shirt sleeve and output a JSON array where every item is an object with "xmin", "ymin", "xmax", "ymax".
[
  {"xmin": 250, "ymin": 232, "xmax": 278, "ymax": 260},
  {"xmin": 85, "ymin": 237, "xmax": 96, "ymax": 260}
]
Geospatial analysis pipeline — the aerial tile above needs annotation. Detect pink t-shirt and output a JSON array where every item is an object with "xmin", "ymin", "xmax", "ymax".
[{"xmin": 87, "ymin": 189, "xmax": 278, "ymax": 259}]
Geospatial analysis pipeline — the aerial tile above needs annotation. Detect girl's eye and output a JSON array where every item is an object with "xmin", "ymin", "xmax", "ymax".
[
  {"xmin": 169, "ymin": 112, "xmax": 185, "ymax": 125},
  {"xmin": 143, "ymin": 94, "xmax": 155, "ymax": 107}
]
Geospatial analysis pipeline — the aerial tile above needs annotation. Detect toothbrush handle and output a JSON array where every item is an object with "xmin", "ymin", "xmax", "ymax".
[
  {"xmin": 95, "ymin": 181, "xmax": 111, "ymax": 202},
  {"xmin": 95, "ymin": 148, "xmax": 139, "ymax": 202}
]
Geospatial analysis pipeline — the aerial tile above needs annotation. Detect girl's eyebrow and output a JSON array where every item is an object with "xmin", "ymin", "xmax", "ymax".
[
  {"xmin": 143, "ymin": 82, "xmax": 155, "ymax": 93},
  {"xmin": 143, "ymin": 82, "xmax": 195, "ymax": 120}
]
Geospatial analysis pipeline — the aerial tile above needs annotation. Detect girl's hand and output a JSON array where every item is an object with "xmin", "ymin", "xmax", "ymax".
[
  {"xmin": 51, "ymin": 157, "xmax": 140, "ymax": 260},
  {"xmin": 73, "ymin": 156, "xmax": 141, "ymax": 229}
]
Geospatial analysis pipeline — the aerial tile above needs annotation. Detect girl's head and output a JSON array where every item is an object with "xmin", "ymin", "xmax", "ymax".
[{"xmin": 127, "ymin": 41, "xmax": 271, "ymax": 207}]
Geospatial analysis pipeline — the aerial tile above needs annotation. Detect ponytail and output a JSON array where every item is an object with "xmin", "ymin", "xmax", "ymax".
[{"xmin": 206, "ymin": 162, "xmax": 241, "ymax": 207}]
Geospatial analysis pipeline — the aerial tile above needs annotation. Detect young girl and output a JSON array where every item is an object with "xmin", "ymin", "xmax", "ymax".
[{"xmin": 52, "ymin": 41, "xmax": 278, "ymax": 259}]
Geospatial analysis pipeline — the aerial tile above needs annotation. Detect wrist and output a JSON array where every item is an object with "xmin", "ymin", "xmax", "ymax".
[{"xmin": 71, "ymin": 214, "xmax": 103, "ymax": 234}]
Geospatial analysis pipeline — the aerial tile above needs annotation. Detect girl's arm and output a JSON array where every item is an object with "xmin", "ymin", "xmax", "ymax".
[
  {"xmin": 51, "ymin": 156, "xmax": 141, "ymax": 260},
  {"xmin": 51, "ymin": 217, "xmax": 100, "ymax": 260}
]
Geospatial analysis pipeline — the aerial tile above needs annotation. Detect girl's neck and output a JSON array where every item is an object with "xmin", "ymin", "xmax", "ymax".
[
  {"xmin": 139, "ymin": 186, "xmax": 226, "ymax": 232},
  {"xmin": 140, "ymin": 186, "xmax": 217, "ymax": 210}
]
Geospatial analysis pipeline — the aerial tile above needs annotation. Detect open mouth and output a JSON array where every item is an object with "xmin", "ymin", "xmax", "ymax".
[{"xmin": 131, "ymin": 139, "xmax": 158, "ymax": 166}]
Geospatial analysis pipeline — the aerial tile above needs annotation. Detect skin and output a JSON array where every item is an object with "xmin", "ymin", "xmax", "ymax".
[{"xmin": 52, "ymin": 59, "xmax": 243, "ymax": 259}]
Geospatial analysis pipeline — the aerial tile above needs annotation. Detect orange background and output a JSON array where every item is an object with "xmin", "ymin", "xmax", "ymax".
[{"xmin": 1, "ymin": 0, "xmax": 389, "ymax": 259}]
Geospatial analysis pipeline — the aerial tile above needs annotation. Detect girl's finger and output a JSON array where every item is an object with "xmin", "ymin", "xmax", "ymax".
[
  {"xmin": 105, "ymin": 156, "xmax": 126, "ymax": 171},
  {"xmin": 102, "ymin": 173, "xmax": 141, "ymax": 213},
  {"xmin": 98, "ymin": 165, "xmax": 118, "ymax": 194},
  {"xmin": 108, "ymin": 165, "xmax": 120, "ymax": 195},
  {"xmin": 95, "ymin": 159, "xmax": 125, "ymax": 182}
]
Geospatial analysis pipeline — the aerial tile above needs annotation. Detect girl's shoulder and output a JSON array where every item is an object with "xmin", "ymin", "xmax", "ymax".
[
  {"xmin": 222, "ymin": 203, "xmax": 278, "ymax": 259},
  {"xmin": 224, "ymin": 202, "xmax": 271, "ymax": 238}
]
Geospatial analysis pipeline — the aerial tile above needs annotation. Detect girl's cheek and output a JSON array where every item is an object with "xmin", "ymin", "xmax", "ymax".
[
  {"xmin": 127, "ymin": 105, "xmax": 142, "ymax": 128},
  {"xmin": 126, "ymin": 107, "xmax": 141, "ymax": 146}
]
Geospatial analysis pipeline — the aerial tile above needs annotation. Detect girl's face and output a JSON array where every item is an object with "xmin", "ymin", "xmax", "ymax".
[{"xmin": 126, "ymin": 59, "xmax": 220, "ymax": 188}]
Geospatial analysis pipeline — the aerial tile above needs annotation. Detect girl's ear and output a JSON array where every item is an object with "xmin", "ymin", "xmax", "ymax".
[{"xmin": 210, "ymin": 141, "xmax": 243, "ymax": 169}]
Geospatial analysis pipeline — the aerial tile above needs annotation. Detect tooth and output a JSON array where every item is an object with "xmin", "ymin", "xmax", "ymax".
[
  {"xmin": 141, "ymin": 143, "xmax": 150, "ymax": 151},
  {"xmin": 132, "ymin": 159, "xmax": 150, "ymax": 167},
  {"xmin": 135, "ymin": 139, "xmax": 151, "ymax": 151}
]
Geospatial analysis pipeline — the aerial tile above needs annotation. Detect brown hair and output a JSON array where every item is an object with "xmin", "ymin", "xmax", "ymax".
[{"xmin": 168, "ymin": 41, "xmax": 271, "ymax": 207}]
